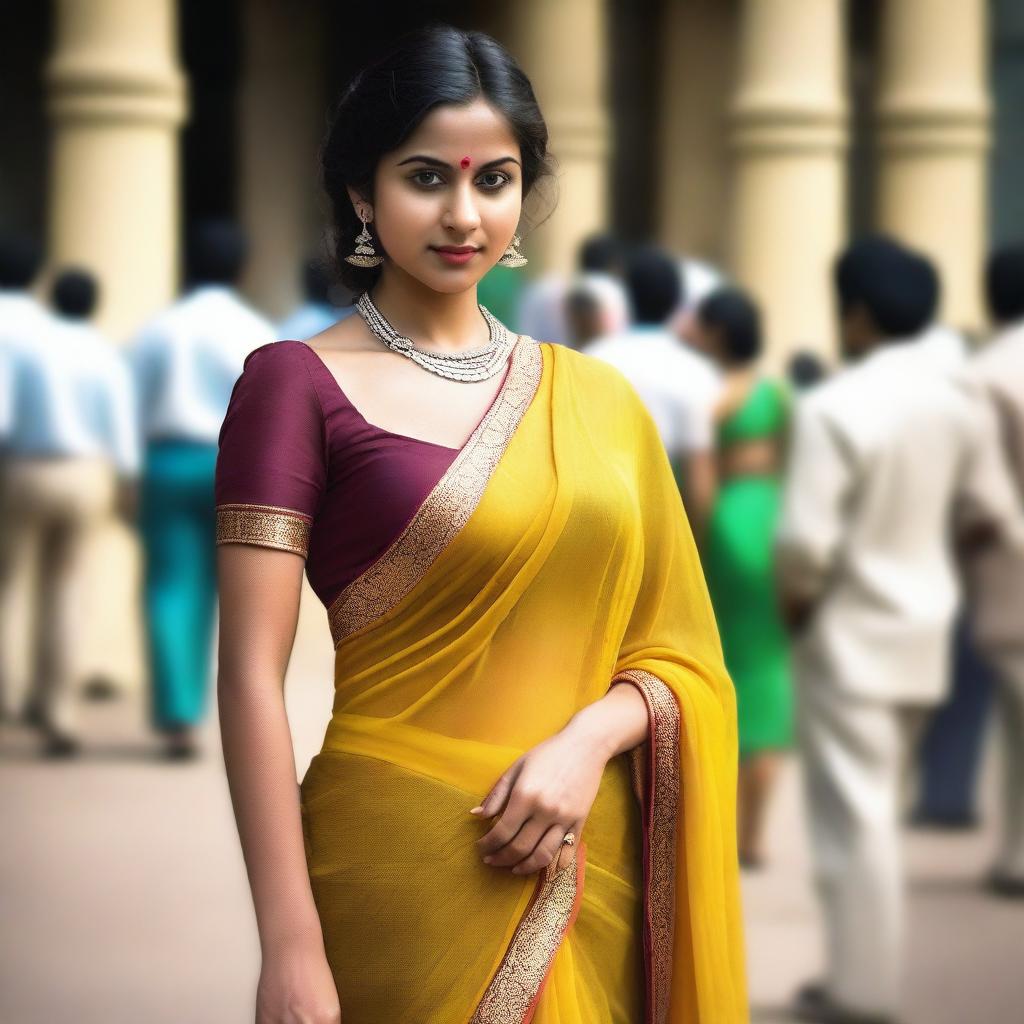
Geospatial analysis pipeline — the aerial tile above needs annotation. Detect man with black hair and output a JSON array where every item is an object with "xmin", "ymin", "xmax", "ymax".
[
  {"xmin": 960, "ymin": 243, "xmax": 1024, "ymax": 898},
  {"xmin": 776, "ymin": 235, "xmax": 1020, "ymax": 1023},
  {"xmin": 129, "ymin": 219, "xmax": 275, "ymax": 759},
  {"xmin": 585, "ymin": 243, "xmax": 721, "ymax": 523},
  {"xmin": 0, "ymin": 266, "xmax": 138, "ymax": 756}
]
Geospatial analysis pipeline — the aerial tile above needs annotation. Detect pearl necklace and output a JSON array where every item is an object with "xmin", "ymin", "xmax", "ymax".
[{"xmin": 356, "ymin": 291, "xmax": 517, "ymax": 382}]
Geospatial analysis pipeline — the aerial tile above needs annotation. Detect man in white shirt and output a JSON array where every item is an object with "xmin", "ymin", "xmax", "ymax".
[
  {"xmin": 130, "ymin": 220, "xmax": 275, "ymax": 759},
  {"xmin": 585, "ymin": 244, "xmax": 721, "ymax": 524},
  {"xmin": 777, "ymin": 236, "xmax": 1021, "ymax": 1023},
  {"xmin": 962, "ymin": 245, "xmax": 1024, "ymax": 898},
  {"xmin": 1, "ymin": 265, "xmax": 139, "ymax": 755}
]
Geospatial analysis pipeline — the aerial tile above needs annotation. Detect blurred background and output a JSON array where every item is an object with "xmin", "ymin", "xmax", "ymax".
[{"xmin": 2, "ymin": 1, "xmax": 1023, "ymax": 1022}]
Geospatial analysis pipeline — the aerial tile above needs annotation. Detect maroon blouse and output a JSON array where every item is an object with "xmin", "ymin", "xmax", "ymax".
[{"xmin": 214, "ymin": 339, "xmax": 507, "ymax": 610}]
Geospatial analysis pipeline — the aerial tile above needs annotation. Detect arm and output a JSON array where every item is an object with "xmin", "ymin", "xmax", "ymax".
[
  {"xmin": 954, "ymin": 379, "xmax": 1023, "ymax": 557},
  {"xmin": 680, "ymin": 448, "xmax": 717, "ymax": 544},
  {"xmin": 213, "ymin": 341, "xmax": 335, "ymax": 1022},
  {"xmin": 775, "ymin": 398, "xmax": 852, "ymax": 632},
  {"xmin": 217, "ymin": 545, "xmax": 340, "ymax": 1023}
]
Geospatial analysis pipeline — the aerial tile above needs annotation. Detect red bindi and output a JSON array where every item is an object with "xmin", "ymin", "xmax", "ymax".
[{"xmin": 460, "ymin": 156, "xmax": 471, "ymax": 169}]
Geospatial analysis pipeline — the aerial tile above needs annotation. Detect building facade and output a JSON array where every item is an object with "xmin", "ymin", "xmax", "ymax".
[{"xmin": 2, "ymin": 0, "xmax": 1022, "ymax": 689}]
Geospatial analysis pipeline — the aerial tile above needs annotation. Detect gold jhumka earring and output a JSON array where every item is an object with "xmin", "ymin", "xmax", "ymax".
[
  {"xmin": 344, "ymin": 208, "xmax": 383, "ymax": 268},
  {"xmin": 496, "ymin": 233, "xmax": 528, "ymax": 268}
]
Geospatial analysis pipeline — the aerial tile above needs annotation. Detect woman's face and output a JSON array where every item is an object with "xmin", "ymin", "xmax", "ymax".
[{"xmin": 352, "ymin": 98, "xmax": 524, "ymax": 295}]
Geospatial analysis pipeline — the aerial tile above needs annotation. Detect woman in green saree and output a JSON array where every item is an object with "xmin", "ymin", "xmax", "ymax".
[{"xmin": 215, "ymin": 25, "xmax": 746, "ymax": 1023}]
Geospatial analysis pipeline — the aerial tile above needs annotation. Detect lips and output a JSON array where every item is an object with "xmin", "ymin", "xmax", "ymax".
[{"xmin": 432, "ymin": 246, "xmax": 481, "ymax": 254}]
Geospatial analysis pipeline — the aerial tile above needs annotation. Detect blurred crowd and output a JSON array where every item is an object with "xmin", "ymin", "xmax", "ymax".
[
  {"xmin": 0, "ymin": 221, "xmax": 356, "ymax": 761},
  {"xmin": 2, "ymin": 219, "xmax": 1024, "ymax": 1023}
]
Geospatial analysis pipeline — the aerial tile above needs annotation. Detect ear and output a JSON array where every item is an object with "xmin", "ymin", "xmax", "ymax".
[{"xmin": 346, "ymin": 186, "xmax": 371, "ymax": 221}]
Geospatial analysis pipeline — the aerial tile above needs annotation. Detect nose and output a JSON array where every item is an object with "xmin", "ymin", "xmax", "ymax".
[{"xmin": 442, "ymin": 179, "xmax": 481, "ymax": 236}]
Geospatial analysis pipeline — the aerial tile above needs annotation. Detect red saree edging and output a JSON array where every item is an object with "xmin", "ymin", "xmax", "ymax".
[
  {"xmin": 612, "ymin": 669, "xmax": 681, "ymax": 1024},
  {"xmin": 469, "ymin": 842, "xmax": 586, "ymax": 1024}
]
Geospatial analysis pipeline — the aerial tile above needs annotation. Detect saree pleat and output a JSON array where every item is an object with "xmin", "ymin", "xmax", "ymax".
[{"xmin": 299, "ymin": 339, "xmax": 747, "ymax": 1023}]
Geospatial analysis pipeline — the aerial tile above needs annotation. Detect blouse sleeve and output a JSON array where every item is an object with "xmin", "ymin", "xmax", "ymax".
[{"xmin": 214, "ymin": 341, "xmax": 326, "ymax": 558}]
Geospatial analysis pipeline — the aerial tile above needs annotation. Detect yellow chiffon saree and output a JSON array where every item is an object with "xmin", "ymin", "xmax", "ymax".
[{"xmin": 298, "ymin": 338, "xmax": 747, "ymax": 1022}]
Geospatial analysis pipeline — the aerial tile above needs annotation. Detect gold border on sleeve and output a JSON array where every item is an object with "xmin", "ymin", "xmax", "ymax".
[{"xmin": 215, "ymin": 503, "xmax": 311, "ymax": 557}]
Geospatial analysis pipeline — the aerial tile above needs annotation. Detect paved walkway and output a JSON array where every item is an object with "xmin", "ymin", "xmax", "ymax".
[{"xmin": 2, "ymin": 607, "xmax": 1022, "ymax": 1022}]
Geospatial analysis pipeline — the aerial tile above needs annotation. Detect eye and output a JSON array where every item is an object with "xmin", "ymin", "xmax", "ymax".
[
  {"xmin": 478, "ymin": 171, "xmax": 512, "ymax": 191},
  {"xmin": 411, "ymin": 170, "xmax": 444, "ymax": 188}
]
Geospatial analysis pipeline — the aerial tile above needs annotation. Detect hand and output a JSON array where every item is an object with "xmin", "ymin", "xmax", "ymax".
[
  {"xmin": 256, "ymin": 938, "xmax": 341, "ymax": 1024},
  {"xmin": 472, "ymin": 723, "xmax": 610, "ymax": 876}
]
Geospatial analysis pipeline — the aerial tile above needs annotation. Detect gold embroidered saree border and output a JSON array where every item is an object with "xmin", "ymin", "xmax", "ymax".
[
  {"xmin": 613, "ymin": 669, "xmax": 681, "ymax": 1024},
  {"xmin": 215, "ymin": 502, "xmax": 312, "ymax": 557},
  {"xmin": 327, "ymin": 337, "xmax": 543, "ymax": 647},
  {"xmin": 469, "ymin": 843, "xmax": 585, "ymax": 1024}
]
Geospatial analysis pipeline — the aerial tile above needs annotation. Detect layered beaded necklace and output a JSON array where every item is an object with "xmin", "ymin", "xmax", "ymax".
[{"xmin": 356, "ymin": 290, "xmax": 517, "ymax": 383}]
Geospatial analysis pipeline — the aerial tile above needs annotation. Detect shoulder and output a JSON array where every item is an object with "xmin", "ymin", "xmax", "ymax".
[
  {"xmin": 231, "ymin": 340, "xmax": 324, "ymax": 415},
  {"xmin": 241, "ymin": 338, "xmax": 315, "ymax": 374}
]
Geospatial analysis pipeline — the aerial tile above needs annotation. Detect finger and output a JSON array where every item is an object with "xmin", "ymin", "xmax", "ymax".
[
  {"xmin": 484, "ymin": 816, "xmax": 548, "ymax": 868},
  {"xmin": 471, "ymin": 760, "xmax": 522, "ymax": 819},
  {"xmin": 476, "ymin": 790, "xmax": 536, "ymax": 857},
  {"xmin": 512, "ymin": 822, "xmax": 574, "ymax": 876}
]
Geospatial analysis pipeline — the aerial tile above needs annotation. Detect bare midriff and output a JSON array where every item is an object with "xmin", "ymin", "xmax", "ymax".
[{"xmin": 716, "ymin": 439, "xmax": 781, "ymax": 480}]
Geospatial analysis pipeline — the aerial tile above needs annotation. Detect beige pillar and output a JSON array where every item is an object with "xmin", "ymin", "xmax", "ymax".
[
  {"xmin": 657, "ymin": 0, "xmax": 738, "ymax": 263},
  {"xmin": 238, "ymin": 0, "xmax": 327, "ymax": 320},
  {"xmin": 45, "ymin": 0, "xmax": 187, "ymax": 340},
  {"xmin": 729, "ymin": 0, "xmax": 847, "ymax": 366},
  {"xmin": 485, "ymin": 0, "xmax": 611, "ymax": 276},
  {"xmin": 43, "ymin": 1, "xmax": 186, "ymax": 697},
  {"xmin": 875, "ymin": 0, "xmax": 990, "ymax": 331}
]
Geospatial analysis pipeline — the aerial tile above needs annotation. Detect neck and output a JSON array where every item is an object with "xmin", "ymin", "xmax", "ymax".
[{"xmin": 369, "ymin": 266, "xmax": 486, "ymax": 353}]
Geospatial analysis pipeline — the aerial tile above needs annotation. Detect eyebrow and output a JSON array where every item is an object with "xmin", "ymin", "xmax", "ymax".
[{"xmin": 396, "ymin": 154, "xmax": 521, "ymax": 171}]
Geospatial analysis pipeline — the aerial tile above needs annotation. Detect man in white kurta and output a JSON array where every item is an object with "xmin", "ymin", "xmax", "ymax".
[{"xmin": 776, "ymin": 237, "xmax": 1021, "ymax": 1023}]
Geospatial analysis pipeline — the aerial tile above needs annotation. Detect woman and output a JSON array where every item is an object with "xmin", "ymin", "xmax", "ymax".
[
  {"xmin": 693, "ymin": 287, "xmax": 793, "ymax": 869},
  {"xmin": 215, "ymin": 25, "xmax": 746, "ymax": 1024}
]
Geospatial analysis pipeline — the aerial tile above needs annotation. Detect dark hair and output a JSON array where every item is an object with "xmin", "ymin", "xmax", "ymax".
[
  {"xmin": 835, "ymin": 234, "xmax": 939, "ymax": 338},
  {"xmin": 0, "ymin": 233, "xmax": 43, "ymax": 289},
  {"xmin": 52, "ymin": 267, "xmax": 99, "ymax": 318},
  {"xmin": 578, "ymin": 233, "xmax": 623, "ymax": 275},
  {"xmin": 186, "ymin": 219, "xmax": 248, "ymax": 286},
  {"xmin": 986, "ymin": 244, "xmax": 1024, "ymax": 324},
  {"xmin": 623, "ymin": 244, "xmax": 682, "ymax": 324},
  {"xmin": 320, "ymin": 23, "xmax": 556, "ymax": 295},
  {"xmin": 788, "ymin": 349, "xmax": 827, "ymax": 390},
  {"xmin": 697, "ymin": 286, "xmax": 762, "ymax": 365}
]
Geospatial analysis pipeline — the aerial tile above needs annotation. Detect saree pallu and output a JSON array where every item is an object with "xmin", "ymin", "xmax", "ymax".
[{"xmin": 299, "ymin": 339, "xmax": 747, "ymax": 1023}]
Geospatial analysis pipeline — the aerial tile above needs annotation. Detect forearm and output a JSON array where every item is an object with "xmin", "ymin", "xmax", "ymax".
[
  {"xmin": 218, "ymin": 673, "xmax": 324, "ymax": 954},
  {"xmin": 564, "ymin": 680, "xmax": 650, "ymax": 761}
]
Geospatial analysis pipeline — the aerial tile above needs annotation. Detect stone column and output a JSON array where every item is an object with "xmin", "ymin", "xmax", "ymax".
[
  {"xmin": 45, "ymin": 0, "xmax": 187, "ymax": 340},
  {"xmin": 486, "ymin": 0, "xmax": 611, "ymax": 276},
  {"xmin": 729, "ymin": 0, "xmax": 848, "ymax": 366},
  {"xmin": 44, "ymin": 0, "xmax": 187, "ymax": 696},
  {"xmin": 238, "ymin": 0, "xmax": 327, "ymax": 320},
  {"xmin": 875, "ymin": 0, "xmax": 990, "ymax": 331},
  {"xmin": 656, "ymin": 0, "xmax": 738, "ymax": 262}
]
